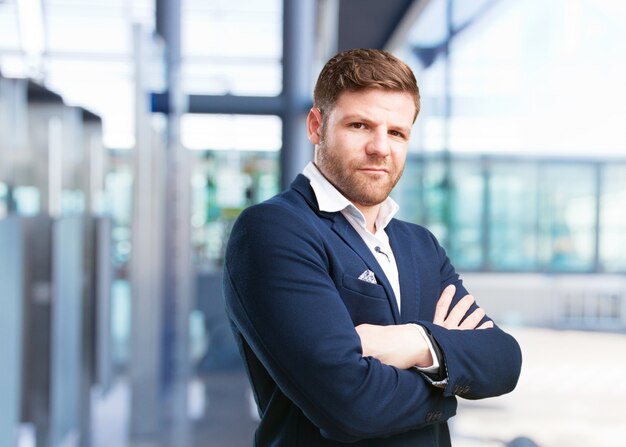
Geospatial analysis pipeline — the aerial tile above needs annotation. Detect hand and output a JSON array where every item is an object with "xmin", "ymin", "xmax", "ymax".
[
  {"xmin": 433, "ymin": 285, "xmax": 494, "ymax": 330},
  {"xmin": 355, "ymin": 323, "xmax": 433, "ymax": 369}
]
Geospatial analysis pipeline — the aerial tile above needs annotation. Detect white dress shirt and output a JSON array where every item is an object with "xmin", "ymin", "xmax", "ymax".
[{"xmin": 302, "ymin": 162, "xmax": 439, "ymax": 372}]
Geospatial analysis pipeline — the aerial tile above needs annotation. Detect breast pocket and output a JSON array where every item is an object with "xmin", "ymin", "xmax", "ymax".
[{"xmin": 338, "ymin": 274, "xmax": 395, "ymax": 325}]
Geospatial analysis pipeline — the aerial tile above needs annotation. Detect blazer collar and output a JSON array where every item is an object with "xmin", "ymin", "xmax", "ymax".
[{"xmin": 291, "ymin": 174, "xmax": 322, "ymax": 212}]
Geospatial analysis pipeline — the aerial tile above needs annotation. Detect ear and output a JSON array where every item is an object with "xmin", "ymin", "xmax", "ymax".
[{"xmin": 307, "ymin": 107, "xmax": 322, "ymax": 145}]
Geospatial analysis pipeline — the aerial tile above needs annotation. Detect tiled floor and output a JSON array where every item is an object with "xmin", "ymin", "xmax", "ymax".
[
  {"xmin": 91, "ymin": 327, "xmax": 626, "ymax": 447},
  {"xmin": 191, "ymin": 372, "xmax": 257, "ymax": 447},
  {"xmin": 452, "ymin": 326, "xmax": 626, "ymax": 447}
]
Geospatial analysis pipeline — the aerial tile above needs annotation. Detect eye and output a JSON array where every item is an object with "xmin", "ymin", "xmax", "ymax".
[
  {"xmin": 350, "ymin": 122, "xmax": 366, "ymax": 129},
  {"xmin": 389, "ymin": 129, "xmax": 406, "ymax": 139}
]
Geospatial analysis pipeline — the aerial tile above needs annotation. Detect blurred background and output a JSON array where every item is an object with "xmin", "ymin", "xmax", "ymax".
[{"xmin": 1, "ymin": 0, "xmax": 626, "ymax": 446}]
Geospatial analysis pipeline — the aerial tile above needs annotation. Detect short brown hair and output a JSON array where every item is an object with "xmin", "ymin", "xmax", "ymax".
[{"xmin": 313, "ymin": 48, "xmax": 420, "ymax": 122}]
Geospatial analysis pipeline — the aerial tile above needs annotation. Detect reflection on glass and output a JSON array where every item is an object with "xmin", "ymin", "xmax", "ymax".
[
  {"xmin": 600, "ymin": 165, "xmax": 626, "ymax": 272},
  {"xmin": 448, "ymin": 160, "xmax": 484, "ymax": 269},
  {"xmin": 13, "ymin": 185, "xmax": 40, "ymax": 215},
  {"xmin": 537, "ymin": 164, "xmax": 596, "ymax": 271},
  {"xmin": 394, "ymin": 156, "xmax": 626, "ymax": 273},
  {"xmin": 105, "ymin": 165, "xmax": 133, "ymax": 268},
  {"xmin": 0, "ymin": 182, "xmax": 7, "ymax": 217},
  {"xmin": 489, "ymin": 162, "xmax": 538, "ymax": 270},
  {"xmin": 190, "ymin": 150, "xmax": 279, "ymax": 268},
  {"xmin": 60, "ymin": 190, "xmax": 85, "ymax": 214},
  {"xmin": 422, "ymin": 158, "xmax": 449, "ymax": 244},
  {"xmin": 394, "ymin": 156, "xmax": 424, "ymax": 225}
]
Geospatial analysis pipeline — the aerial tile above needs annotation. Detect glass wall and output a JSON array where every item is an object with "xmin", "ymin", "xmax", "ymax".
[
  {"xmin": 190, "ymin": 149, "xmax": 279, "ymax": 267},
  {"xmin": 400, "ymin": 0, "xmax": 626, "ymax": 158},
  {"xmin": 600, "ymin": 164, "xmax": 626, "ymax": 272},
  {"xmin": 489, "ymin": 161, "xmax": 539, "ymax": 271},
  {"xmin": 448, "ymin": 159, "xmax": 485, "ymax": 269},
  {"xmin": 537, "ymin": 163, "xmax": 597, "ymax": 271},
  {"xmin": 182, "ymin": 0, "xmax": 282, "ymax": 96},
  {"xmin": 396, "ymin": 155, "xmax": 626, "ymax": 273},
  {"xmin": 393, "ymin": 0, "xmax": 626, "ymax": 274}
]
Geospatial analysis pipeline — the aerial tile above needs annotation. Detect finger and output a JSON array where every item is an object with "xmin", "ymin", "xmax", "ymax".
[
  {"xmin": 459, "ymin": 307, "xmax": 486, "ymax": 330},
  {"xmin": 444, "ymin": 295, "xmax": 475, "ymax": 328},
  {"xmin": 477, "ymin": 320, "xmax": 494, "ymax": 330},
  {"xmin": 433, "ymin": 285, "xmax": 456, "ymax": 325}
]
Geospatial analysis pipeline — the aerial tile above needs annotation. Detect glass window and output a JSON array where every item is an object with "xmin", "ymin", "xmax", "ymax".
[
  {"xmin": 420, "ymin": 157, "xmax": 449, "ymax": 244},
  {"xmin": 0, "ymin": 2, "xmax": 21, "ymax": 52},
  {"xmin": 403, "ymin": 0, "xmax": 626, "ymax": 157},
  {"xmin": 181, "ymin": 114, "xmax": 281, "ymax": 151},
  {"xmin": 537, "ymin": 163, "xmax": 597, "ymax": 271},
  {"xmin": 488, "ymin": 161, "xmax": 539, "ymax": 270},
  {"xmin": 182, "ymin": 0, "xmax": 282, "ymax": 96},
  {"xmin": 394, "ymin": 155, "xmax": 425, "ymax": 225},
  {"xmin": 416, "ymin": 57, "xmax": 448, "ymax": 153},
  {"xmin": 182, "ymin": 60, "xmax": 281, "ymax": 96},
  {"xmin": 45, "ymin": 59, "xmax": 135, "ymax": 149},
  {"xmin": 105, "ymin": 163, "xmax": 133, "ymax": 267},
  {"xmin": 190, "ymin": 150, "xmax": 279, "ymax": 267},
  {"xmin": 0, "ymin": 182, "xmax": 7, "ymax": 218},
  {"xmin": 397, "ymin": 156, "xmax": 485, "ymax": 271},
  {"xmin": 448, "ymin": 159, "xmax": 485, "ymax": 269},
  {"xmin": 599, "ymin": 164, "xmax": 626, "ymax": 272}
]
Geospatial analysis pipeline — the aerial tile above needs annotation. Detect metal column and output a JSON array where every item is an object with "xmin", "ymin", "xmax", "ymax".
[
  {"xmin": 0, "ymin": 217, "xmax": 24, "ymax": 447},
  {"xmin": 158, "ymin": 0, "xmax": 193, "ymax": 444},
  {"xmin": 280, "ymin": 0, "xmax": 316, "ymax": 190},
  {"xmin": 130, "ymin": 24, "xmax": 165, "ymax": 441}
]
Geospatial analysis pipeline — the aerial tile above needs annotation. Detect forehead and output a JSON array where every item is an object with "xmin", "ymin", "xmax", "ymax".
[{"xmin": 329, "ymin": 89, "xmax": 416, "ymax": 124}]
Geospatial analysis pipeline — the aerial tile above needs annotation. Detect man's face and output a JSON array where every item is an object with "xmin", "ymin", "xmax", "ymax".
[{"xmin": 309, "ymin": 89, "xmax": 415, "ymax": 208}]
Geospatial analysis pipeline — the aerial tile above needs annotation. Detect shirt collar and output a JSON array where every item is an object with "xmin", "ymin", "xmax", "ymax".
[{"xmin": 302, "ymin": 161, "xmax": 400, "ymax": 231}]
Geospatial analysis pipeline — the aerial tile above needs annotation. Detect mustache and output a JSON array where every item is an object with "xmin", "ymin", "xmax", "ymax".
[{"xmin": 354, "ymin": 158, "xmax": 391, "ymax": 169}]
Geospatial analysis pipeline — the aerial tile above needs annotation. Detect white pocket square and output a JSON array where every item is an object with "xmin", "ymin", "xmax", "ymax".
[{"xmin": 358, "ymin": 269, "xmax": 377, "ymax": 284}]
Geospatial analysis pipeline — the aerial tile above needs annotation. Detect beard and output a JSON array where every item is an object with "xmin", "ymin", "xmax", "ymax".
[{"xmin": 316, "ymin": 139, "xmax": 404, "ymax": 207}]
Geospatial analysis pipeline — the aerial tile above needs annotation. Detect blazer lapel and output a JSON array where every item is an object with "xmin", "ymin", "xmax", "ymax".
[
  {"xmin": 386, "ymin": 222, "xmax": 421, "ymax": 324},
  {"xmin": 330, "ymin": 216, "xmax": 401, "ymax": 323},
  {"xmin": 291, "ymin": 174, "xmax": 400, "ymax": 323}
]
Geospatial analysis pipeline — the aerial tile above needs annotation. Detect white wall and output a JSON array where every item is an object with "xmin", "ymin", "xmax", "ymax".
[{"xmin": 462, "ymin": 273, "xmax": 626, "ymax": 330}]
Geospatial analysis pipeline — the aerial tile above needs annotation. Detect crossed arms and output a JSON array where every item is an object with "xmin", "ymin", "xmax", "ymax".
[
  {"xmin": 356, "ymin": 284, "xmax": 494, "ymax": 370},
  {"xmin": 224, "ymin": 202, "xmax": 522, "ymax": 442}
]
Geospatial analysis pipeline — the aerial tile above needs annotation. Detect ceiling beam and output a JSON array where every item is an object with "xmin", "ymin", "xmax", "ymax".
[{"xmin": 336, "ymin": 0, "xmax": 417, "ymax": 51}]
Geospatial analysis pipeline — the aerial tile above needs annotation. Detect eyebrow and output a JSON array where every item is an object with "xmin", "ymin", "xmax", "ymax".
[
  {"xmin": 344, "ymin": 115, "xmax": 412, "ymax": 136},
  {"xmin": 343, "ymin": 113, "xmax": 410, "ymax": 128}
]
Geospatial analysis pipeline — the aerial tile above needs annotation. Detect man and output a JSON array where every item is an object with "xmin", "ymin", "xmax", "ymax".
[{"xmin": 223, "ymin": 48, "xmax": 522, "ymax": 446}]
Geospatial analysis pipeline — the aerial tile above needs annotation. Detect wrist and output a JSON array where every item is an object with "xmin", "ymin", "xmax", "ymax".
[{"xmin": 406, "ymin": 324, "xmax": 434, "ymax": 368}]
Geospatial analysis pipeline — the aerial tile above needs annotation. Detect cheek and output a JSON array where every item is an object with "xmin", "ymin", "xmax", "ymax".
[
  {"xmin": 334, "ymin": 130, "xmax": 353, "ymax": 146},
  {"xmin": 391, "ymin": 146, "xmax": 408, "ymax": 166},
  {"xmin": 330, "ymin": 133, "xmax": 356, "ymax": 157}
]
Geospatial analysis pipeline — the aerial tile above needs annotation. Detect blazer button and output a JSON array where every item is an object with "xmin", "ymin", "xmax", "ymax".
[
  {"xmin": 426, "ymin": 411, "xmax": 443, "ymax": 423},
  {"xmin": 454, "ymin": 384, "xmax": 471, "ymax": 396}
]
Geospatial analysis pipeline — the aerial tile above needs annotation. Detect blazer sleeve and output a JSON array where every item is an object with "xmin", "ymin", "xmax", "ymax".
[
  {"xmin": 417, "ymin": 230, "xmax": 523, "ymax": 400},
  {"xmin": 223, "ymin": 203, "xmax": 457, "ymax": 442}
]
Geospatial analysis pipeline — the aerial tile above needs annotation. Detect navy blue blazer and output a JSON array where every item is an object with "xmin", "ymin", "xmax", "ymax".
[{"xmin": 224, "ymin": 174, "xmax": 522, "ymax": 446}]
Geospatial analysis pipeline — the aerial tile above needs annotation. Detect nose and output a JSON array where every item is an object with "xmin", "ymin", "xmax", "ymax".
[{"xmin": 365, "ymin": 128, "xmax": 391, "ymax": 157}]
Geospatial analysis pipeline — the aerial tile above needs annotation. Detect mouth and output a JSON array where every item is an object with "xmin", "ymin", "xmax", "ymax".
[{"xmin": 358, "ymin": 167, "xmax": 389, "ymax": 174}]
